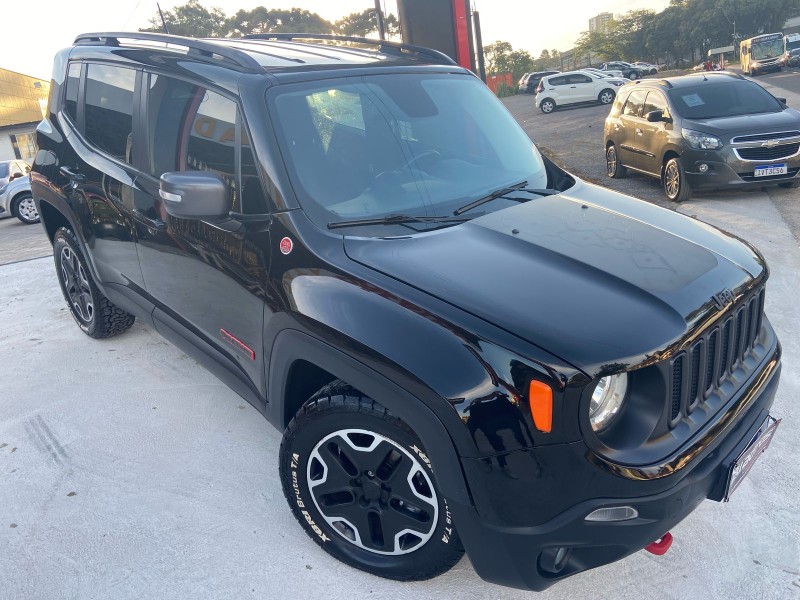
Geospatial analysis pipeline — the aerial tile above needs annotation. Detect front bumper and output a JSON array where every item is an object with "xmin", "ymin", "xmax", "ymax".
[
  {"xmin": 450, "ymin": 344, "xmax": 781, "ymax": 591},
  {"xmin": 682, "ymin": 146, "xmax": 800, "ymax": 191}
]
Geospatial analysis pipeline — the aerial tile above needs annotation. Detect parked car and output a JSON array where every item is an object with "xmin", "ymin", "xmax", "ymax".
[
  {"xmin": 0, "ymin": 173, "xmax": 38, "ymax": 224},
  {"xmin": 582, "ymin": 66, "xmax": 626, "ymax": 80},
  {"xmin": 632, "ymin": 61, "xmax": 658, "ymax": 75},
  {"xmin": 0, "ymin": 159, "xmax": 30, "ymax": 187},
  {"xmin": 33, "ymin": 31, "xmax": 782, "ymax": 592},
  {"xmin": 600, "ymin": 61, "xmax": 644, "ymax": 79},
  {"xmin": 786, "ymin": 48, "xmax": 800, "ymax": 67},
  {"xmin": 518, "ymin": 70, "xmax": 559, "ymax": 93},
  {"xmin": 535, "ymin": 70, "xmax": 626, "ymax": 113},
  {"xmin": 604, "ymin": 72, "xmax": 798, "ymax": 201}
]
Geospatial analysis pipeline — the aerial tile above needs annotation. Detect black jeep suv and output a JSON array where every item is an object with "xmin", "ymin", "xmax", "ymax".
[{"xmin": 32, "ymin": 32, "xmax": 782, "ymax": 591}]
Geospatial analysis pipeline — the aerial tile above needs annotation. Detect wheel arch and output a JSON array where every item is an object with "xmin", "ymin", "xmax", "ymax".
[{"xmin": 267, "ymin": 329, "xmax": 472, "ymax": 505}]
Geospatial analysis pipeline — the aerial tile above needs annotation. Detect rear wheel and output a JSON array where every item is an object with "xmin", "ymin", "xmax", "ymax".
[
  {"xmin": 628, "ymin": 71, "xmax": 640, "ymax": 80},
  {"xmin": 280, "ymin": 382, "xmax": 464, "ymax": 581},
  {"xmin": 598, "ymin": 89, "xmax": 615, "ymax": 105},
  {"xmin": 12, "ymin": 193, "xmax": 39, "ymax": 224},
  {"xmin": 606, "ymin": 144, "xmax": 627, "ymax": 179},
  {"xmin": 663, "ymin": 157, "xmax": 692, "ymax": 202},
  {"xmin": 53, "ymin": 227, "xmax": 135, "ymax": 338},
  {"xmin": 540, "ymin": 98, "xmax": 556, "ymax": 114}
]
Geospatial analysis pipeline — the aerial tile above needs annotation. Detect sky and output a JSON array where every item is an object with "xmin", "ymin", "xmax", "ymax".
[{"xmin": 4, "ymin": 0, "xmax": 670, "ymax": 80}]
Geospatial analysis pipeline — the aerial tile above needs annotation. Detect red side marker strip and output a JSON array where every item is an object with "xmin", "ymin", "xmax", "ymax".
[
  {"xmin": 644, "ymin": 532, "xmax": 673, "ymax": 556},
  {"xmin": 220, "ymin": 328, "xmax": 256, "ymax": 361}
]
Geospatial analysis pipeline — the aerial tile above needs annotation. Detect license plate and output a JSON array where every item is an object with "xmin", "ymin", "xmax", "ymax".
[
  {"xmin": 724, "ymin": 416, "xmax": 780, "ymax": 501},
  {"xmin": 754, "ymin": 164, "xmax": 788, "ymax": 177}
]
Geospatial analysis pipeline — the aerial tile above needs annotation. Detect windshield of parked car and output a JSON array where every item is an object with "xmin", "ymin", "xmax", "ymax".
[
  {"xmin": 269, "ymin": 73, "xmax": 549, "ymax": 232},
  {"xmin": 752, "ymin": 39, "xmax": 784, "ymax": 60},
  {"xmin": 668, "ymin": 81, "xmax": 783, "ymax": 119}
]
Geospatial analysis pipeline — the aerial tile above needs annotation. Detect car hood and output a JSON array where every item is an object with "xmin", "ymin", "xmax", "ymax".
[
  {"xmin": 343, "ymin": 182, "xmax": 765, "ymax": 376},
  {"xmin": 684, "ymin": 108, "xmax": 800, "ymax": 139}
]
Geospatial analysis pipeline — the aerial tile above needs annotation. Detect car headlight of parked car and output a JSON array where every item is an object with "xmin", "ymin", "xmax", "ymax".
[
  {"xmin": 0, "ymin": 184, "xmax": 7, "ymax": 196},
  {"xmin": 611, "ymin": 81, "xmax": 624, "ymax": 86},
  {"xmin": 682, "ymin": 128, "xmax": 723, "ymax": 150},
  {"xmin": 589, "ymin": 373, "xmax": 628, "ymax": 431}
]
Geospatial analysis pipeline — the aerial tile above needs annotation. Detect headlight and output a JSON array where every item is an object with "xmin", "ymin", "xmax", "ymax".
[
  {"xmin": 611, "ymin": 81, "xmax": 624, "ymax": 86},
  {"xmin": 589, "ymin": 374, "xmax": 628, "ymax": 431},
  {"xmin": 681, "ymin": 128, "xmax": 723, "ymax": 150},
  {"xmin": 0, "ymin": 185, "xmax": 7, "ymax": 196}
]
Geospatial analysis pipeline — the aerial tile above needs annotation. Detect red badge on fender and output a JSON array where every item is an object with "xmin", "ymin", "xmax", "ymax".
[{"xmin": 279, "ymin": 237, "xmax": 293, "ymax": 255}]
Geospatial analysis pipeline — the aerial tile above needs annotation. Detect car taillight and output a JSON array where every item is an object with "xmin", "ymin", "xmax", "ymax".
[{"xmin": 535, "ymin": 81, "xmax": 544, "ymax": 94}]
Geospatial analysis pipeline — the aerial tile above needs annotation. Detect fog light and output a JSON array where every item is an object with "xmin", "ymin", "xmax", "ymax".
[
  {"xmin": 698, "ymin": 163, "xmax": 709, "ymax": 173},
  {"xmin": 585, "ymin": 506, "xmax": 639, "ymax": 522}
]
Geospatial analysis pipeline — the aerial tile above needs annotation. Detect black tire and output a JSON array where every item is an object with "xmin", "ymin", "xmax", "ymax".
[
  {"xmin": 628, "ymin": 71, "xmax": 639, "ymax": 80},
  {"xmin": 540, "ymin": 98, "xmax": 556, "ymax": 114},
  {"xmin": 12, "ymin": 193, "xmax": 39, "ymax": 224},
  {"xmin": 280, "ymin": 381, "xmax": 464, "ymax": 581},
  {"xmin": 606, "ymin": 144, "xmax": 627, "ymax": 179},
  {"xmin": 778, "ymin": 181, "xmax": 799, "ymax": 188},
  {"xmin": 663, "ymin": 157, "xmax": 692, "ymax": 202},
  {"xmin": 598, "ymin": 89, "xmax": 615, "ymax": 105},
  {"xmin": 53, "ymin": 227, "xmax": 135, "ymax": 339}
]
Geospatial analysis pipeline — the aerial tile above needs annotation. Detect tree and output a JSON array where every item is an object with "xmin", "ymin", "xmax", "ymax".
[
  {"xmin": 142, "ymin": 0, "xmax": 227, "ymax": 37},
  {"xmin": 226, "ymin": 8, "xmax": 333, "ymax": 36}
]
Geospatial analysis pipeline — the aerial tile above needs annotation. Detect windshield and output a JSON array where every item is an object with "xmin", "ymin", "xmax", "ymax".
[
  {"xmin": 269, "ymin": 73, "xmax": 549, "ymax": 232},
  {"xmin": 0, "ymin": 163, "xmax": 8, "ymax": 178},
  {"xmin": 668, "ymin": 81, "xmax": 783, "ymax": 119},
  {"xmin": 752, "ymin": 39, "xmax": 783, "ymax": 60}
]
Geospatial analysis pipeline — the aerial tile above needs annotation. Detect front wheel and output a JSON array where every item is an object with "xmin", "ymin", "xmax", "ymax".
[
  {"xmin": 540, "ymin": 98, "xmax": 556, "ymax": 114},
  {"xmin": 628, "ymin": 71, "xmax": 639, "ymax": 80},
  {"xmin": 598, "ymin": 89, "xmax": 615, "ymax": 105},
  {"xmin": 12, "ymin": 193, "xmax": 39, "ymax": 224},
  {"xmin": 663, "ymin": 157, "xmax": 692, "ymax": 202},
  {"xmin": 53, "ymin": 227, "xmax": 136, "ymax": 338},
  {"xmin": 280, "ymin": 382, "xmax": 464, "ymax": 581}
]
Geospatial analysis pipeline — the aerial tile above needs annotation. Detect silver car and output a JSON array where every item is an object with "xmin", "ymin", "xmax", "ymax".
[{"xmin": 0, "ymin": 172, "xmax": 39, "ymax": 224}]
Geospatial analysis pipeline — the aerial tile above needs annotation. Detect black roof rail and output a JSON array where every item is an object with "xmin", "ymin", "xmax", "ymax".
[
  {"xmin": 73, "ymin": 32, "xmax": 264, "ymax": 73},
  {"xmin": 241, "ymin": 33, "xmax": 457, "ymax": 66},
  {"xmin": 635, "ymin": 78, "xmax": 673, "ymax": 88}
]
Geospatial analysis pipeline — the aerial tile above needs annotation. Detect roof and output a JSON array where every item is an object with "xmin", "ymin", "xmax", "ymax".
[
  {"xmin": 630, "ymin": 72, "xmax": 747, "ymax": 90},
  {"xmin": 73, "ymin": 32, "xmax": 456, "ymax": 73},
  {"xmin": 0, "ymin": 69, "xmax": 49, "ymax": 128}
]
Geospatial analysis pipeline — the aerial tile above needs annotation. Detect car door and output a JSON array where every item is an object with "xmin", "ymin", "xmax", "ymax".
[
  {"xmin": 133, "ymin": 72, "xmax": 272, "ymax": 396},
  {"xmin": 58, "ymin": 61, "xmax": 147, "ymax": 291},
  {"xmin": 541, "ymin": 75, "xmax": 568, "ymax": 104},
  {"xmin": 566, "ymin": 73, "xmax": 595, "ymax": 103},
  {"xmin": 616, "ymin": 89, "xmax": 647, "ymax": 170},
  {"xmin": 637, "ymin": 90, "xmax": 672, "ymax": 175}
]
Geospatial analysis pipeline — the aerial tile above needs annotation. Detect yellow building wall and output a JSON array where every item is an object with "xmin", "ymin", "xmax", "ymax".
[{"xmin": 0, "ymin": 69, "xmax": 49, "ymax": 128}]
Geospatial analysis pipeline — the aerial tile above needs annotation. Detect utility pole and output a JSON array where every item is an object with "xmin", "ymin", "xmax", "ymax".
[
  {"xmin": 374, "ymin": 0, "xmax": 387, "ymax": 40},
  {"xmin": 473, "ymin": 9, "xmax": 486, "ymax": 82}
]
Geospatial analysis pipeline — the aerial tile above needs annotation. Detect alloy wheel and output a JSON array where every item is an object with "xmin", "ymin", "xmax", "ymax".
[
  {"xmin": 665, "ymin": 162, "xmax": 680, "ymax": 198},
  {"xmin": 607, "ymin": 147, "xmax": 618, "ymax": 176},
  {"xmin": 59, "ymin": 246, "xmax": 94, "ymax": 323},
  {"xmin": 16, "ymin": 196, "xmax": 39, "ymax": 223},
  {"xmin": 307, "ymin": 428, "xmax": 438, "ymax": 556}
]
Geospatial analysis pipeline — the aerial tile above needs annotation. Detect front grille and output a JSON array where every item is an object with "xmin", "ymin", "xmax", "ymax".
[
  {"xmin": 669, "ymin": 286, "xmax": 765, "ymax": 426},
  {"xmin": 735, "ymin": 143, "xmax": 800, "ymax": 161},
  {"xmin": 732, "ymin": 131, "xmax": 800, "ymax": 143}
]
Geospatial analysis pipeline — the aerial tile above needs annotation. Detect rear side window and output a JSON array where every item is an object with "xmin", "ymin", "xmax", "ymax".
[
  {"xmin": 64, "ymin": 63, "xmax": 81, "ymax": 123},
  {"xmin": 548, "ymin": 76, "xmax": 568, "ymax": 86},
  {"xmin": 622, "ymin": 90, "xmax": 647, "ymax": 117},
  {"xmin": 84, "ymin": 64, "xmax": 136, "ymax": 163},
  {"xmin": 643, "ymin": 91, "xmax": 669, "ymax": 118},
  {"xmin": 568, "ymin": 74, "xmax": 592, "ymax": 84}
]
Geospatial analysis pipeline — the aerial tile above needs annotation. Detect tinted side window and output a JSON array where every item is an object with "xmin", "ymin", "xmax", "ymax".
[
  {"xmin": 548, "ymin": 76, "xmax": 568, "ymax": 86},
  {"xmin": 64, "ymin": 63, "xmax": 81, "ymax": 123},
  {"xmin": 643, "ymin": 91, "xmax": 668, "ymax": 118},
  {"xmin": 568, "ymin": 74, "xmax": 593, "ymax": 84},
  {"xmin": 84, "ymin": 64, "xmax": 136, "ymax": 163},
  {"xmin": 622, "ymin": 90, "xmax": 647, "ymax": 117}
]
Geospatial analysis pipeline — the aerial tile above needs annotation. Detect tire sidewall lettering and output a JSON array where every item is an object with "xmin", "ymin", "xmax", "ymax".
[{"xmin": 289, "ymin": 451, "xmax": 330, "ymax": 543}]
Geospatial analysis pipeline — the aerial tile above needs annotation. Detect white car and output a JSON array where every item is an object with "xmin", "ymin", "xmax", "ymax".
[
  {"xmin": 632, "ymin": 61, "xmax": 659, "ymax": 75},
  {"xmin": 534, "ymin": 70, "xmax": 626, "ymax": 114},
  {"xmin": 582, "ymin": 67, "xmax": 627, "ymax": 80},
  {"xmin": 0, "ymin": 174, "xmax": 39, "ymax": 224}
]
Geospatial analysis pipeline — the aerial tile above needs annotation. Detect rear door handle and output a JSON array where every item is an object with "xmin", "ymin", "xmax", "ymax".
[{"xmin": 59, "ymin": 165, "xmax": 85, "ymax": 183}]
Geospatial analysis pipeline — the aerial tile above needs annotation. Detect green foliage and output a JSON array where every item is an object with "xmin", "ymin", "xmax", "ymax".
[
  {"xmin": 573, "ymin": 0, "xmax": 799, "ymax": 66},
  {"xmin": 335, "ymin": 9, "xmax": 401, "ymax": 38},
  {"xmin": 482, "ymin": 41, "xmax": 535, "ymax": 81},
  {"xmin": 143, "ymin": 0, "xmax": 227, "ymax": 37},
  {"xmin": 494, "ymin": 82, "xmax": 515, "ymax": 98}
]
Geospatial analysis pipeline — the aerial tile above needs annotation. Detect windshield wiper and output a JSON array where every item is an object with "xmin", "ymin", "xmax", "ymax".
[
  {"xmin": 327, "ymin": 213, "xmax": 474, "ymax": 230},
  {"xmin": 453, "ymin": 181, "xmax": 560, "ymax": 216}
]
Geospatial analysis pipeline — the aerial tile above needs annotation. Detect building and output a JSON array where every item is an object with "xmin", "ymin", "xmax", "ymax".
[
  {"xmin": 589, "ymin": 12, "xmax": 613, "ymax": 35},
  {"xmin": 0, "ymin": 69, "xmax": 49, "ymax": 163}
]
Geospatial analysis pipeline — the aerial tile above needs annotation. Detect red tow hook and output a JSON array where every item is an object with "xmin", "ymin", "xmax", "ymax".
[{"xmin": 644, "ymin": 532, "xmax": 673, "ymax": 556}]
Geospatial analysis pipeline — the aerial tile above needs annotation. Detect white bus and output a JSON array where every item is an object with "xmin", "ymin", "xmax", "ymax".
[{"xmin": 740, "ymin": 33, "xmax": 784, "ymax": 75}]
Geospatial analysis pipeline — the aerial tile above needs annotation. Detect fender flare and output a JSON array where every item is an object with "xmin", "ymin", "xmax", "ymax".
[{"xmin": 267, "ymin": 328, "xmax": 472, "ymax": 505}]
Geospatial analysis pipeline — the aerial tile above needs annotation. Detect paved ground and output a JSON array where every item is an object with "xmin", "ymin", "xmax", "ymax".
[
  {"xmin": 0, "ymin": 216, "xmax": 52, "ymax": 265},
  {"xmin": 1, "ymin": 74, "xmax": 799, "ymax": 600}
]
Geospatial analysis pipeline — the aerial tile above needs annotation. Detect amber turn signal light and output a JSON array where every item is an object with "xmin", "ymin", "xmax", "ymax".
[{"xmin": 529, "ymin": 381, "xmax": 553, "ymax": 433}]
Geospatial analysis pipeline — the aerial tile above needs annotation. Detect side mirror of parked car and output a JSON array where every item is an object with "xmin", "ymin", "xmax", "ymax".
[
  {"xmin": 645, "ymin": 109, "xmax": 671, "ymax": 123},
  {"xmin": 159, "ymin": 171, "xmax": 230, "ymax": 220},
  {"xmin": 9, "ymin": 172, "xmax": 22, "ymax": 180},
  {"xmin": 776, "ymin": 97, "xmax": 787, "ymax": 106}
]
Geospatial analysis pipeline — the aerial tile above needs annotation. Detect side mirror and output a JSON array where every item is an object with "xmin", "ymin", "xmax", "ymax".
[
  {"xmin": 645, "ymin": 109, "xmax": 669, "ymax": 123},
  {"xmin": 159, "ymin": 171, "xmax": 230, "ymax": 220},
  {"xmin": 9, "ymin": 172, "xmax": 22, "ymax": 180},
  {"xmin": 776, "ymin": 97, "xmax": 787, "ymax": 105}
]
